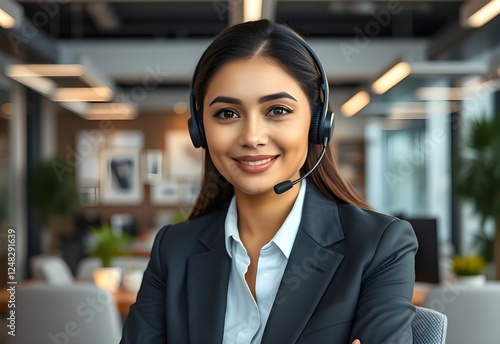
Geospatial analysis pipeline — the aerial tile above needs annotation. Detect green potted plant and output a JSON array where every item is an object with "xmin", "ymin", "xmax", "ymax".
[
  {"xmin": 473, "ymin": 229, "xmax": 495, "ymax": 278},
  {"xmin": 452, "ymin": 255, "xmax": 486, "ymax": 285},
  {"xmin": 28, "ymin": 157, "xmax": 80, "ymax": 253},
  {"xmin": 90, "ymin": 224, "xmax": 131, "ymax": 267},
  {"xmin": 456, "ymin": 115, "xmax": 500, "ymax": 280},
  {"xmin": 90, "ymin": 224, "xmax": 131, "ymax": 292}
]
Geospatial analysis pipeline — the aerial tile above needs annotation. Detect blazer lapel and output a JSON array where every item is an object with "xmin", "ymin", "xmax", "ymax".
[
  {"xmin": 262, "ymin": 183, "xmax": 345, "ymax": 344},
  {"xmin": 187, "ymin": 209, "xmax": 231, "ymax": 344}
]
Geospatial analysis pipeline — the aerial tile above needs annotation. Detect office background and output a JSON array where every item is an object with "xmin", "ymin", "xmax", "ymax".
[{"xmin": 0, "ymin": 0, "xmax": 499, "ymax": 284}]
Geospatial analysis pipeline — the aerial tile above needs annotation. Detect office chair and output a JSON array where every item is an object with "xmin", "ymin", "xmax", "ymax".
[
  {"xmin": 10, "ymin": 283, "xmax": 122, "ymax": 344},
  {"xmin": 423, "ymin": 283, "xmax": 500, "ymax": 344},
  {"xmin": 30, "ymin": 255, "xmax": 74, "ymax": 284},
  {"xmin": 412, "ymin": 306, "xmax": 447, "ymax": 344}
]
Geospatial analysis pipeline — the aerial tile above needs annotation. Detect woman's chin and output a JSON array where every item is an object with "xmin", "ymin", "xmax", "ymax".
[{"xmin": 232, "ymin": 181, "xmax": 279, "ymax": 198}]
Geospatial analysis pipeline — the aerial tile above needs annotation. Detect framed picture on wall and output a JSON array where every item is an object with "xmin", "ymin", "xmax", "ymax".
[
  {"xmin": 165, "ymin": 130, "xmax": 203, "ymax": 182},
  {"xmin": 79, "ymin": 187, "xmax": 99, "ymax": 206},
  {"xmin": 178, "ymin": 181, "xmax": 201, "ymax": 204},
  {"xmin": 150, "ymin": 181, "xmax": 180, "ymax": 205},
  {"xmin": 75, "ymin": 130, "xmax": 105, "ymax": 187},
  {"xmin": 143, "ymin": 149, "xmax": 163, "ymax": 185},
  {"xmin": 100, "ymin": 149, "xmax": 143, "ymax": 204}
]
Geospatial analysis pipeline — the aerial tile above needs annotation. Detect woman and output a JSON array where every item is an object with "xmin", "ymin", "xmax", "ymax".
[{"xmin": 121, "ymin": 19, "xmax": 417, "ymax": 344}]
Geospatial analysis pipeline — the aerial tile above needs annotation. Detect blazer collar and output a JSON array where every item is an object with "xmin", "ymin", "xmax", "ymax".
[
  {"xmin": 187, "ymin": 207, "xmax": 231, "ymax": 344},
  {"xmin": 262, "ymin": 182, "xmax": 346, "ymax": 344},
  {"xmin": 298, "ymin": 181, "xmax": 345, "ymax": 246}
]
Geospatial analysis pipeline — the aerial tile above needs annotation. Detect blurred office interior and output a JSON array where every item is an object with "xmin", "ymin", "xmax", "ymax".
[{"xmin": 0, "ymin": 1, "xmax": 500, "ymax": 341}]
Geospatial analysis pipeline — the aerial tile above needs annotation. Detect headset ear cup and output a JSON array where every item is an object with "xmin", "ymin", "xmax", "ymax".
[
  {"xmin": 188, "ymin": 90, "xmax": 207, "ymax": 148},
  {"xmin": 188, "ymin": 116, "xmax": 207, "ymax": 149},
  {"xmin": 309, "ymin": 109, "xmax": 322, "ymax": 144},
  {"xmin": 188, "ymin": 117, "xmax": 202, "ymax": 148},
  {"xmin": 198, "ymin": 117, "xmax": 207, "ymax": 148},
  {"xmin": 322, "ymin": 111, "xmax": 334, "ymax": 142}
]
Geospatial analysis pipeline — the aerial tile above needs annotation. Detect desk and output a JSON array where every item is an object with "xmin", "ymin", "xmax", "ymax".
[
  {"xmin": 1, "ymin": 282, "xmax": 428, "ymax": 316},
  {"xmin": 113, "ymin": 288, "xmax": 137, "ymax": 315},
  {"xmin": 411, "ymin": 288, "xmax": 428, "ymax": 306},
  {"xmin": 0, "ymin": 282, "xmax": 137, "ymax": 316}
]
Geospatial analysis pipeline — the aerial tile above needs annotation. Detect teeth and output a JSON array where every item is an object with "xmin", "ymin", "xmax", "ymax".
[{"xmin": 239, "ymin": 157, "xmax": 274, "ymax": 166}]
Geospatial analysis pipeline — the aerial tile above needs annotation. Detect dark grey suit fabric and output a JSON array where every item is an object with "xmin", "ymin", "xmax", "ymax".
[{"xmin": 121, "ymin": 182, "xmax": 417, "ymax": 344}]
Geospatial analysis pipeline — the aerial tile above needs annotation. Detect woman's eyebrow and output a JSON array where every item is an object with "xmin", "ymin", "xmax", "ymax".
[
  {"xmin": 258, "ymin": 92, "xmax": 297, "ymax": 103},
  {"xmin": 209, "ymin": 96, "xmax": 242, "ymax": 106},
  {"xmin": 209, "ymin": 92, "xmax": 297, "ymax": 107}
]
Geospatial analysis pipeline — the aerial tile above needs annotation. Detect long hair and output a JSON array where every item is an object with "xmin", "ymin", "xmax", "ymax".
[{"xmin": 189, "ymin": 20, "xmax": 370, "ymax": 219}]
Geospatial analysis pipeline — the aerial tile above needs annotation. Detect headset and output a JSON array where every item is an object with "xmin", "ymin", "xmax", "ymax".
[{"xmin": 187, "ymin": 30, "xmax": 335, "ymax": 194}]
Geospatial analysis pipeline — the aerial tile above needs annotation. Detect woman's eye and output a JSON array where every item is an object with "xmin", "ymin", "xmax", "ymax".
[
  {"xmin": 268, "ymin": 106, "xmax": 292, "ymax": 117},
  {"xmin": 215, "ymin": 109, "xmax": 238, "ymax": 120}
]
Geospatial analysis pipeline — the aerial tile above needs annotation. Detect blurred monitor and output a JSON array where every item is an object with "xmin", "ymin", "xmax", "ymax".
[{"xmin": 399, "ymin": 217, "xmax": 440, "ymax": 284}]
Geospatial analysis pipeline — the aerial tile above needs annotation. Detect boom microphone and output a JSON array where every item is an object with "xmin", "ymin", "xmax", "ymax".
[{"xmin": 273, "ymin": 137, "xmax": 328, "ymax": 194}]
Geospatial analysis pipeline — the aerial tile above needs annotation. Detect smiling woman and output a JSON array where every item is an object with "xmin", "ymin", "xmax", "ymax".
[
  {"xmin": 121, "ymin": 19, "xmax": 418, "ymax": 344},
  {"xmin": 203, "ymin": 57, "xmax": 311, "ymax": 197}
]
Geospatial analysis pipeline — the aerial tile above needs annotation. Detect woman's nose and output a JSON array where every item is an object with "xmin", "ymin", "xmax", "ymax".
[{"xmin": 238, "ymin": 114, "xmax": 269, "ymax": 148}]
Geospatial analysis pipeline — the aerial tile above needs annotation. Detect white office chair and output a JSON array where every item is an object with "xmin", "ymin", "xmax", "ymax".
[
  {"xmin": 412, "ymin": 306, "xmax": 447, "ymax": 344},
  {"xmin": 9, "ymin": 283, "xmax": 122, "ymax": 344},
  {"xmin": 423, "ymin": 283, "xmax": 500, "ymax": 344},
  {"xmin": 30, "ymin": 255, "xmax": 74, "ymax": 284},
  {"xmin": 76, "ymin": 256, "xmax": 102, "ymax": 281}
]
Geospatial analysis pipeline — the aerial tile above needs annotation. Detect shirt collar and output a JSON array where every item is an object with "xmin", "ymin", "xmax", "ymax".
[{"xmin": 224, "ymin": 180, "xmax": 307, "ymax": 259}]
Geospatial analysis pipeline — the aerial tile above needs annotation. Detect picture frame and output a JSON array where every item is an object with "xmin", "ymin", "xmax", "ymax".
[
  {"xmin": 178, "ymin": 181, "xmax": 201, "ymax": 205},
  {"xmin": 100, "ymin": 149, "xmax": 143, "ymax": 204},
  {"xmin": 165, "ymin": 130, "xmax": 203, "ymax": 182},
  {"xmin": 79, "ymin": 187, "xmax": 99, "ymax": 206},
  {"xmin": 150, "ymin": 181, "xmax": 180, "ymax": 205},
  {"xmin": 75, "ymin": 130, "xmax": 105, "ymax": 187},
  {"xmin": 143, "ymin": 149, "xmax": 163, "ymax": 185}
]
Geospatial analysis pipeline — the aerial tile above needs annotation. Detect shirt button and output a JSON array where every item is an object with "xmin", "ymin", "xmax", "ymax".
[{"xmin": 263, "ymin": 273, "xmax": 269, "ymax": 279}]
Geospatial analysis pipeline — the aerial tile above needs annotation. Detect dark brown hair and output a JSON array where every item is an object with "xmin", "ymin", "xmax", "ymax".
[{"xmin": 189, "ymin": 20, "xmax": 370, "ymax": 219}]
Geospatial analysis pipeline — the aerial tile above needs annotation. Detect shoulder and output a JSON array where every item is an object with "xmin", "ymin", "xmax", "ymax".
[
  {"xmin": 340, "ymin": 200, "xmax": 415, "ymax": 236},
  {"xmin": 302, "ymin": 182, "xmax": 416, "ymax": 248},
  {"xmin": 335, "ymin": 201, "xmax": 418, "ymax": 253}
]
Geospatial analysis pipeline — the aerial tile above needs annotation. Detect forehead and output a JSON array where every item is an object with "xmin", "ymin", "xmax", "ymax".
[{"xmin": 204, "ymin": 57, "xmax": 306, "ymax": 102}]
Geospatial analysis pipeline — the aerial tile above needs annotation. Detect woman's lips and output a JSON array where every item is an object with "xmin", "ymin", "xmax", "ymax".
[{"xmin": 233, "ymin": 155, "xmax": 279, "ymax": 173}]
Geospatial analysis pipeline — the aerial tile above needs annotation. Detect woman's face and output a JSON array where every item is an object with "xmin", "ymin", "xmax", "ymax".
[{"xmin": 202, "ymin": 57, "xmax": 311, "ymax": 196}]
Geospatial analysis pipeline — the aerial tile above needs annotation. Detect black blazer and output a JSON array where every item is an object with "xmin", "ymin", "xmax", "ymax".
[{"xmin": 121, "ymin": 183, "xmax": 418, "ymax": 344}]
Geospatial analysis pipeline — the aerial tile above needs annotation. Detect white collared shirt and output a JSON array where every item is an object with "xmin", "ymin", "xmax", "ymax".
[{"xmin": 223, "ymin": 180, "xmax": 307, "ymax": 344}]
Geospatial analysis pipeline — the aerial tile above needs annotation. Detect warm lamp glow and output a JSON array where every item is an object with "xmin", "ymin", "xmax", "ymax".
[
  {"xmin": 371, "ymin": 62, "xmax": 411, "ymax": 94},
  {"xmin": 467, "ymin": 0, "xmax": 500, "ymax": 27},
  {"xmin": 6, "ymin": 64, "xmax": 85, "ymax": 77},
  {"xmin": 244, "ymin": 0, "xmax": 263, "ymax": 21},
  {"xmin": 1, "ymin": 103, "xmax": 12, "ymax": 118},
  {"xmin": 62, "ymin": 102, "xmax": 137, "ymax": 120},
  {"xmin": 0, "ymin": 9, "xmax": 16, "ymax": 28},
  {"xmin": 93, "ymin": 267, "xmax": 122, "ymax": 293},
  {"xmin": 5, "ymin": 67, "xmax": 56, "ymax": 96},
  {"xmin": 341, "ymin": 91, "xmax": 370, "ymax": 117},
  {"xmin": 417, "ymin": 87, "xmax": 465, "ymax": 100},
  {"xmin": 52, "ymin": 87, "xmax": 113, "ymax": 102},
  {"xmin": 85, "ymin": 103, "xmax": 137, "ymax": 120},
  {"xmin": 174, "ymin": 102, "xmax": 188, "ymax": 114}
]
